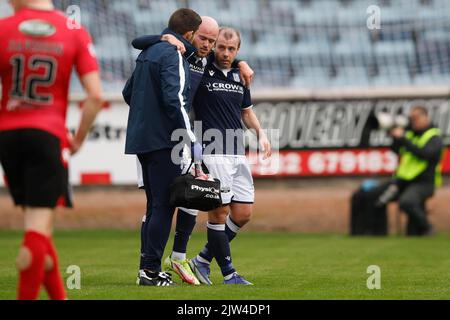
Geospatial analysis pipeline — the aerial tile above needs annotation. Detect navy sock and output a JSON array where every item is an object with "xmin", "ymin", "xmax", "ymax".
[
  {"xmin": 172, "ymin": 209, "xmax": 197, "ymax": 255},
  {"xmin": 200, "ymin": 216, "xmax": 239, "ymax": 263},
  {"xmin": 206, "ymin": 223, "xmax": 235, "ymax": 277}
]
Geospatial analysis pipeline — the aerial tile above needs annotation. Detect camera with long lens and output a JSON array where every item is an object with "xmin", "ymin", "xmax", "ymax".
[{"xmin": 375, "ymin": 112, "xmax": 409, "ymax": 131}]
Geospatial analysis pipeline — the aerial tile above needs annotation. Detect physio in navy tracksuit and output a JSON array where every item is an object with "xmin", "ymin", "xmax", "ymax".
[{"xmin": 123, "ymin": 9, "xmax": 202, "ymax": 286}]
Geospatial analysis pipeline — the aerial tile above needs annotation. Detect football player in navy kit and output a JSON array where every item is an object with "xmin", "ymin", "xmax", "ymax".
[{"xmin": 188, "ymin": 27, "xmax": 272, "ymax": 285}]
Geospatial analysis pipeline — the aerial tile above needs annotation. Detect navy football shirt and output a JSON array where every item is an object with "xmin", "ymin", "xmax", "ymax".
[
  {"xmin": 187, "ymin": 55, "xmax": 207, "ymax": 107},
  {"xmin": 193, "ymin": 63, "xmax": 252, "ymax": 155}
]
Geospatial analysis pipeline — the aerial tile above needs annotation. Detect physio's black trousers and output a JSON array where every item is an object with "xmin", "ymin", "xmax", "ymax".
[{"xmin": 138, "ymin": 149, "xmax": 181, "ymax": 272}]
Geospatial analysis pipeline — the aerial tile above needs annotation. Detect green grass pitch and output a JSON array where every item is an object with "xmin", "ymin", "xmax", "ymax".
[{"xmin": 1, "ymin": 230, "xmax": 450, "ymax": 300}]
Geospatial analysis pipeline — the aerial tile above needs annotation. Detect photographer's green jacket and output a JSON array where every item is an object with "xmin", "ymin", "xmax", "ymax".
[{"xmin": 393, "ymin": 127, "xmax": 444, "ymax": 187}]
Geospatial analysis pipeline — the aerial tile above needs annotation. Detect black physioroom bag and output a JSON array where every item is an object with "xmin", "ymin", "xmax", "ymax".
[{"xmin": 169, "ymin": 160, "xmax": 222, "ymax": 211}]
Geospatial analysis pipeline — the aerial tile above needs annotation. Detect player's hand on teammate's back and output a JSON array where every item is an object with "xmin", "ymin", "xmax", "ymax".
[
  {"xmin": 238, "ymin": 61, "xmax": 254, "ymax": 88},
  {"xmin": 161, "ymin": 34, "xmax": 186, "ymax": 54}
]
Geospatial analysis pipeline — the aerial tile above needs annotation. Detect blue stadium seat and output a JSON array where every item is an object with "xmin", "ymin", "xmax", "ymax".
[
  {"xmin": 96, "ymin": 35, "xmax": 129, "ymax": 60},
  {"xmin": 47, "ymin": 0, "xmax": 450, "ymax": 91},
  {"xmin": 331, "ymin": 65, "xmax": 370, "ymax": 87},
  {"xmin": 372, "ymin": 64, "xmax": 412, "ymax": 86}
]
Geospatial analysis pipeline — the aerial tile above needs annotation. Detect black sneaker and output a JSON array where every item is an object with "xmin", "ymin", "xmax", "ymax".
[
  {"xmin": 422, "ymin": 225, "xmax": 437, "ymax": 237},
  {"xmin": 136, "ymin": 270, "xmax": 176, "ymax": 286}
]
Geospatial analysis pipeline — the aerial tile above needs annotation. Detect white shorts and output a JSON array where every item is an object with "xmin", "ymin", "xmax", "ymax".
[
  {"xmin": 203, "ymin": 155, "xmax": 254, "ymax": 205},
  {"xmin": 136, "ymin": 156, "xmax": 144, "ymax": 189}
]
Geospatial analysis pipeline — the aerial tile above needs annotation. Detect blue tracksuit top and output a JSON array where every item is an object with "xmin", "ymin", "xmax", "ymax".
[{"xmin": 123, "ymin": 30, "xmax": 197, "ymax": 155}]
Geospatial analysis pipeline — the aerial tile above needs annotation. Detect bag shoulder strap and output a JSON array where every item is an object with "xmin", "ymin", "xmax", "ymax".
[{"xmin": 185, "ymin": 159, "xmax": 211, "ymax": 176}]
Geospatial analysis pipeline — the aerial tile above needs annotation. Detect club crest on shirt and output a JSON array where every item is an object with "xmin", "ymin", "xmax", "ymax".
[
  {"xmin": 209, "ymin": 70, "xmax": 215, "ymax": 76},
  {"xmin": 19, "ymin": 19, "xmax": 56, "ymax": 37},
  {"xmin": 233, "ymin": 73, "xmax": 240, "ymax": 83}
]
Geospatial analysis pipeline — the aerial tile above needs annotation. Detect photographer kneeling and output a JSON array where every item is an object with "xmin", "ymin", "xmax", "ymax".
[{"xmin": 352, "ymin": 106, "xmax": 444, "ymax": 236}]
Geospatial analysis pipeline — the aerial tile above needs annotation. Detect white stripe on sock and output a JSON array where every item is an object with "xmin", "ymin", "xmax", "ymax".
[
  {"xmin": 226, "ymin": 215, "xmax": 240, "ymax": 233},
  {"xmin": 171, "ymin": 251, "xmax": 186, "ymax": 261},
  {"xmin": 207, "ymin": 222, "xmax": 225, "ymax": 231},
  {"xmin": 196, "ymin": 255, "xmax": 210, "ymax": 265},
  {"xmin": 224, "ymin": 272, "xmax": 236, "ymax": 281}
]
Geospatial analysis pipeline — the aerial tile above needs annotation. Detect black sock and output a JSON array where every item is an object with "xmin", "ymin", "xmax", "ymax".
[
  {"xmin": 199, "ymin": 216, "xmax": 239, "ymax": 262},
  {"xmin": 172, "ymin": 209, "xmax": 197, "ymax": 255},
  {"xmin": 206, "ymin": 222, "xmax": 235, "ymax": 277}
]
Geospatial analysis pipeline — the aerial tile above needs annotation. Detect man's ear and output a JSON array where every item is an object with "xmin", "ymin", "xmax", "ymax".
[{"xmin": 182, "ymin": 31, "xmax": 195, "ymax": 42}]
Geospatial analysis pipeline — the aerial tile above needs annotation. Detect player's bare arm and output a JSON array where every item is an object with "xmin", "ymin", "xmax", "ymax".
[
  {"xmin": 242, "ymin": 108, "xmax": 271, "ymax": 159},
  {"xmin": 161, "ymin": 34, "xmax": 186, "ymax": 54},
  {"xmin": 237, "ymin": 61, "xmax": 254, "ymax": 87},
  {"xmin": 70, "ymin": 71, "xmax": 103, "ymax": 155}
]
